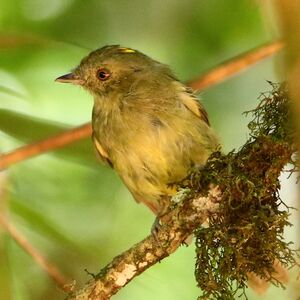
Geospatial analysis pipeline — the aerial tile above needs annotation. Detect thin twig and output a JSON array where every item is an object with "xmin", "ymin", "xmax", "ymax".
[
  {"xmin": 0, "ymin": 33, "xmax": 48, "ymax": 49},
  {"xmin": 0, "ymin": 41, "xmax": 283, "ymax": 169},
  {"xmin": 0, "ymin": 215, "xmax": 71, "ymax": 292},
  {"xmin": 187, "ymin": 40, "xmax": 284, "ymax": 90},
  {"xmin": 0, "ymin": 123, "xmax": 92, "ymax": 169}
]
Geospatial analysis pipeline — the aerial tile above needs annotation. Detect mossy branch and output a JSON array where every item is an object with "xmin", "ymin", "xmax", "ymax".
[
  {"xmin": 67, "ymin": 84, "xmax": 297, "ymax": 300},
  {"xmin": 192, "ymin": 83, "xmax": 297, "ymax": 299}
]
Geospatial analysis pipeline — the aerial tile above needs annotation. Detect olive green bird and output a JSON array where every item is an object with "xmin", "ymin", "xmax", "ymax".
[{"xmin": 56, "ymin": 45, "xmax": 219, "ymax": 229}]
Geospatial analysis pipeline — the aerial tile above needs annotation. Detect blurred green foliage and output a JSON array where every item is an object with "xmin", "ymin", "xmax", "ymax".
[{"xmin": 0, "ymin": 1, "xmax": 295, "ymax": 300}]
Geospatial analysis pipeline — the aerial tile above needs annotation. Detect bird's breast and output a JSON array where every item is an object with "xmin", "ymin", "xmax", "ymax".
[{"xmin": 92, "ymin": 101, "xmax": 218, "ymax": 203}]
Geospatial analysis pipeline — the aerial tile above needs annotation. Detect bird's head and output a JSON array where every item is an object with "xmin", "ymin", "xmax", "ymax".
[{"xmin": 56, "ymin": 45, "xmax": 174, "ymax": 98}]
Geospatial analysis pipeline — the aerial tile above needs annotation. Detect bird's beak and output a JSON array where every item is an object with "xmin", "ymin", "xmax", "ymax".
[{"xmin": 55, "ymin": 73, "xmax": 85, "ymax": 85}]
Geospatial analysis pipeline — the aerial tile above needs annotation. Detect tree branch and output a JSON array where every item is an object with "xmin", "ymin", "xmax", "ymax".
[
  {"xmin": 0, "ymin": 33, "xmax": 48, "ymax": 49},
  {"xmin": 0, "ymin": 214, "xmax": 71, "ymax": 292},
  {"xmin": 0, "ymin": 41, "xmax": 283, "ymax": 169},
  {"xmin": 186, "ymin": 40, "xmax": 284, "ymax": 90},
  {"xmin": 68, "ymin": 186, "xmax": 221, "ymax": 300},
  {"xmin": 0, "ymin": 123, "xmax": 92, "ymax": 169}
]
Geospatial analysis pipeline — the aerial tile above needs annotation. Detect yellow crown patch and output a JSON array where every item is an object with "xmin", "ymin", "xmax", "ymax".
[{"xmin": 118, "ymin": 47, "xmax": 136, "ymax": 53}]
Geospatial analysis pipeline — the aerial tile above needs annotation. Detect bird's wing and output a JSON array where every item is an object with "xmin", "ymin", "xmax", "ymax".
[
  {"xmin": 180, "ymin": 87, "xmax": 210, "ymax": 125},
  {"xmin": 92, "ymin": 133, "xmax": 113, "ymax": 167}
]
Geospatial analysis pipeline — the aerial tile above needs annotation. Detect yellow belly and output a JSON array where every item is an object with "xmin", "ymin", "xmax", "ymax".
[{"xmin": 110, "ymin": 119, "xmax": 217, "ymax": 214}]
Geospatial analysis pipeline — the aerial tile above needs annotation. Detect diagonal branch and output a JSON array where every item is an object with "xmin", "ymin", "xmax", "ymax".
[
  {"xmin": 0, "ymin": 123, "xmax": 92, "ymax": 169},
  {"xmin": 68, "ymin": 187, "xmax": 220, "ymax": 300},
  {"xmin": 0, "ymin": 33, "xmax": 48, "ymax": 49},
  {"xmin": 0, "ymin": 214, "xmax": 71, "ymax": 292},
  {"xmin": 0, "ymin": 40, "xmax": 283, "ymax": 169},
  {"xmin": 187, "ymin": 40, "xmax": 284, "ymax": 90}
]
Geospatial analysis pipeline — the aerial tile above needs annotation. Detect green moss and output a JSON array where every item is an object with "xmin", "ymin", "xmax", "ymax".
[{"xmin": 190, "ymin": 83, "xmax": 297, "ymax": 299}]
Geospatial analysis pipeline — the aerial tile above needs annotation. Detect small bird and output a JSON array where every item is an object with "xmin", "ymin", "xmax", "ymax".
[{"xmin": 56, "ymin": 45, "xmax": 219, "ymax": 230}]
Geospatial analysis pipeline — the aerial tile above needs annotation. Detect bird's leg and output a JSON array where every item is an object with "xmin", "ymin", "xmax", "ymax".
[
  {"xmin": 151, "ymin": 188, "xmax": 193, "ymax": 243},
  {"xmin": 151, "ymin": 213, "xmax": 165, "ymax": 237},
  {"xmin": 151, "ymin": 215, "xmax": 167, "ymax": 243},
  {"xmin": 151, "ymin": 196, "xmax": 171, "ymax": 240}
]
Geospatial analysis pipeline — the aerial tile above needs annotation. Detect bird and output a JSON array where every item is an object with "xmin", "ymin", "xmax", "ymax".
[{"xmin": 55, "ymin": 45, "xmax": 219, "ymax": 229}]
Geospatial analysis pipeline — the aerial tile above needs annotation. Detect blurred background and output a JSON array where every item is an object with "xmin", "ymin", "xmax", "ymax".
[{"xmin": 0, "ymin": 0, "xmax": 298, "ymax": 299}]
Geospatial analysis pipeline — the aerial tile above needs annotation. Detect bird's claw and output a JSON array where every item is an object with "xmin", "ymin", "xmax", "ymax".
[{"xmin": 151, "ymin": 216, "xmax": 162, "ymax": 243}]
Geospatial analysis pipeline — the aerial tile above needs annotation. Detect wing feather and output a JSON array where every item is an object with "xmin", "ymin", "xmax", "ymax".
[
  {"xmin": 92, "ymin": 133, "xmax": 113, "ymax": 167},
  {"xmin": 180, "ymin": 87, "xmax": 210, "ymax": 125}
]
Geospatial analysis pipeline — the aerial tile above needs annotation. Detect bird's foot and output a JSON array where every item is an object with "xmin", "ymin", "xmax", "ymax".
[
  {"xmin": 151, "ymin": 216, "xmax": 162, "ymax": 241},
  {"xmin": 151, "ymin": 209, "xmax": 170, "ymax": 244}
]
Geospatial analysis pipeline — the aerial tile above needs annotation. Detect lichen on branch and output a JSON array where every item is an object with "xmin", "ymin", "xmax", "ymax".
[{"xmin": 190, "ymin": 83, "xmax": 297, "ymax": 299}]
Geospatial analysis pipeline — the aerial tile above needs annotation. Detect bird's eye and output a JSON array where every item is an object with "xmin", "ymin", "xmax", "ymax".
[{"xmin": 96, "ymin": 68, "xmax": 111, "ymax": 81}]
